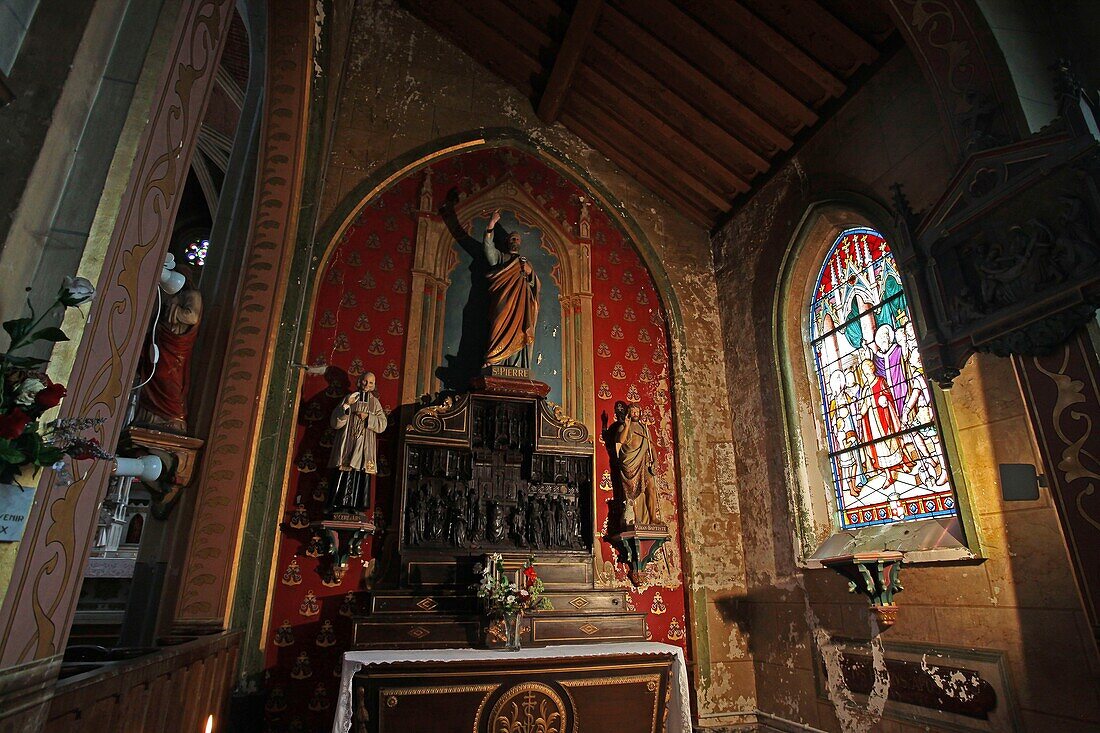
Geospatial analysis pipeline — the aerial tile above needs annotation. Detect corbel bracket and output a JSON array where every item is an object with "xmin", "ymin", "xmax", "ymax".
[{"xmin": 821, "ymin": 551, "xmax": 904, "ymax": 629}]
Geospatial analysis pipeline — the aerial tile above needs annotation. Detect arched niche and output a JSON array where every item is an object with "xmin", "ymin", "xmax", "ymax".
[{"xmin": 405, "ymin": 172, "xmax": 594, "ymax": 425}]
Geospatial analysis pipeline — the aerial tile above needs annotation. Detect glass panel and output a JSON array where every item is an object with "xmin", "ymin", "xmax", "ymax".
[{"xmin": 810, "ymin": 228, "xmax": 958, "ymax": 529}]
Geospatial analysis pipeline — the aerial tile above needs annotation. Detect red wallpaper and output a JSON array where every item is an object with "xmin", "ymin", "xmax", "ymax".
[{"xmin": 263, "ymin": 149, "xmax": 687, "ymax": 731}]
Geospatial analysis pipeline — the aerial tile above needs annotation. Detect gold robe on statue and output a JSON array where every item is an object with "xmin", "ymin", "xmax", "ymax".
[{"xmin": 484, "ymin": 255, "xmax": 540, "ymax": 367}]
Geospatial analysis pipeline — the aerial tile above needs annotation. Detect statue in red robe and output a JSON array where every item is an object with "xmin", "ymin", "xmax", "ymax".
[
  {"xmin": 482, "ymin": 209, "xmax": 540, "ymax": 368},
  {"xmin": 136, "ymin": 265, "xmax": 202, "ymax": 433}
]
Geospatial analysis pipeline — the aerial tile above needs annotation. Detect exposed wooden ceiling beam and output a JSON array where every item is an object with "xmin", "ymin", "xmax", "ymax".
[
  {"xmin": 587, "ymin": 39, "xmax": 767, "ymax": 178},
  {"xmin": 402, "ymin": 0, "xmax": 540, "ymax": 96},
  {"xmin": 600, "ymin": 6, "xmax": 792, "ymax": 156},
  {"xmin": 739, "ymin": 0, "xmax": 877, "ymax": 75},
  {"xmin": 614, "ymin": 0, "xmax": 817, "ymax": 134},
  {"xmin": 685, "ymin": 0, "xmax": 845, "ymax": 103},
  {"xmin": 572, "ymin": 66, "xmax": 750, "ymax": 196},
  {"xmin": 537, "ymin": 0, "xmax": 603, "ymax": 123},
  {"xmin": 464, "ymin": 0, "xmax": 554, "ymax": 57},
  {"xmin": 568, "ymin": 92, "xmax": 731, "ymax": 210},
  {"xmin": 561, "ymin": 113, "xmax": 717, "ymax": 227}
]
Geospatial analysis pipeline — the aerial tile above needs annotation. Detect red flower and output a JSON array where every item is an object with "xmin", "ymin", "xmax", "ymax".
[
  {"xmin": 35, "ymin": 382, "xmax": 66, "ymax": 409},
  {"xmin": 0, "ymin": 409, "xmax": 30, "ymax": 440},
  {"xmin": 70, "ymin": 438, "xmax": 101, "ymax": 461},
  {"xmin": 523, "ymin": 567, "xmax": 538, "ymax": 585}
]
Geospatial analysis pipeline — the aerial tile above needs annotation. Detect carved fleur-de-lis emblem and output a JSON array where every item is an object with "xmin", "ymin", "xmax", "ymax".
[
  {"xmin": 387, "ymin": 319, "xmax": 404, "ymax": 335},
  {"xmin": 609, "ymin": 287, "xmax": 622, "ymax": 302},
  {"xmin": 623, "ymin": 307, "xmax": 636, "ymax": 322},
  {"xmin": 596, "ymin": 342, "xmax": 612, "ymax": 358},
  {"xmin": 636, "ymin": 290, "xmax": 649, "ymax": 305},
  {"xmin": 393, "ymin": 278, "xmax": 407, "ymax": 293},
  {"xmin": 596, "ymin": 303, "xmax": 610, "ymax": 318},
  {"xmin": 636, "ymin": 327, "xmax": 651, "ymax": 344},
  {"xmin": 340, "ymin": 291, "xmax": 357, "ymax": 309},
  {"xmin": 624, "ymin": 346, "xmax": 639, "ymax": 362},
  {"xmin": 358, "ymin": 271, "xmax": 376, "ymax": 289},
  {"xmin": 622, "ymin": 268, "xmax": 635, "ymax": 284},
  {"xmin": 320, "ymin": 310, "xmax": 337, "ymax": 328},
  {"xmin": 597, "ymin": 382, "xmax": 612, "ymax": 400},
  {"xmin": 595, "ymin": 266, "xmax": 609, "ymax": 281},
  {"xmin": 365, "ymin": 233, "xmax": 381, "ymax": 249},
  {"xmin": 327, "ymin": 268, "xmax": 344, "ymax": 284},
  {"xmin": 627, "ymin": 384, "xmax": 640, "ymax": 401},
  {"xmin": 612, "ymin": 363, "xmax": 627, "ymax": 380},
  {"xmin": 291, "ymin": 651, "xmax": 312, "ymax": 679},
  {"xmin": 639, "ymin": 365, "xmax": 655, "ymax": 383},
  {"xmin": 354, "ymin": 313, "xmax": 371, "ymax": 331},
  {"xmin": 611, "ymin": 325, "xmax": 625, "ymax": 340},
  {"xmin": 333, "ymin": 332, "xmax": 350, "ymax": 352},
  {"xmin": 347, "ymin": 250, "xmax": 362, "ymax": 267},
  {"xmin": 368, "ymin": 337, "xmax": 385, "ymax": 355},
  {"xmin": 373, "ymin": 296, "xmax": 390, "ymax": 312}
]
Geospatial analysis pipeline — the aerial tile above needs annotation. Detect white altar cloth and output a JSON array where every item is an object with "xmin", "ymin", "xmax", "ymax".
[{"xmin": 333, "ymin": 641, "xmax": 691, "ymax": 733}]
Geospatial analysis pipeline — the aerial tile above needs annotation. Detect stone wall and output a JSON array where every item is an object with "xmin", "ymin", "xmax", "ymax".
[{"xmin": 713, "ymin": 46, "xmax": 1100, "ymax": 731}]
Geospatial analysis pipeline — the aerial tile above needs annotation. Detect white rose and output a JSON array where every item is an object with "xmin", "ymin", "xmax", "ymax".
[
  {"xmin": 14, "ymin": 378, "xmax": 47, "ymax": 406},
  {"xmin": 60, "ymin": 276, "xmax": 95, "ymax": 306}
]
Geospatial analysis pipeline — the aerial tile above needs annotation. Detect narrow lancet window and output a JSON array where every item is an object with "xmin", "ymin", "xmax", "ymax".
[{"xmin": 809, "ymin": 228, "xmax": 957, "ymax": 528}]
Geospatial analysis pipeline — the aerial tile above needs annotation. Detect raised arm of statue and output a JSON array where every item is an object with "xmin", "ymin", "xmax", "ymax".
[{"xmin": 483, "ymin": 209, "xmax": 503, "ymax": 267}]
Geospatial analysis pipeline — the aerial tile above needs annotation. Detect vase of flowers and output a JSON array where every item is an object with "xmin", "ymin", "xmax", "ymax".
[
  {"xmin": 476, "ymin": 553, "xmax": 551, "ymax": 651},
  {"xmin": 0, "ymin": 276, "xmax": 108, "ymax": 487}
]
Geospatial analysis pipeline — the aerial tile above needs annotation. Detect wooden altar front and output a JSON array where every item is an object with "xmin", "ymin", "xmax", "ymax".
[{"xmin": 333, "ymin": 643, "xmax": 690, "ymax": 733}]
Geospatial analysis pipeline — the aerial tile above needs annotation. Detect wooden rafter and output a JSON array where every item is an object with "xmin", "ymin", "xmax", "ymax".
[
  {"xmin": 614, "ymin": 0, "xmax": 818, "ymax": 134},
  {"xmin": 561, "ymin": 113, "xmax": 716, "ymax": 227},
  {"xmin": 404, "ymin": 0, "xmax": 541, "ymax": 96},
  {"xmin": 572, "ymin": 67, "xmax": 749, "ymax": 196},
  {"xmin": 537, "ymin": 0, "xmax": 603, "ymax": 123},
  {"xmin": 683, "ymin": 0, "xmax": 845, "ymax": 103},
  {"xmin": 586, "ymin": 39, "xmax": 767, "ymax": 178},
  {"xmin": 599, "ymin": 6, "xmax": 792, "ymax": 155},
  {"xmin": 568, "ymin": 92, "xmax": 730, "ymax": 210}
]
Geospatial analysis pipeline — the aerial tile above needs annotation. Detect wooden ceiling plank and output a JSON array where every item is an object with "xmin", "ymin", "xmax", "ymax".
[
  {"xmin": 600, "ymin": 6, "xmax": 792, "ymax": 156},
  {"xmin": 687, "ymin": 0, "xmax": 845, "ymax": 101},
  {"xmin": 815, "ymin": 0, "xmax": 897, "ymax": 44},
  {"xmin": 739, "ymin": 0, "xmax": 877, "ymax": 73},
  {"xmin": 402, "ymin": 0, "xmax": 540, "ymax": 96},
  {"xmin": 568, "ymin": 92, "xmax": 731, "ymax": 210},
  {"xmin": 573, "ymin": 66, "xmax": 749, "ymax": 195},
  {"xmin": 463, "ymin": 0, "xmax": 554, "ymax": 56},
  {"xmin": 587, "ymin": 39, "xmax": 767, "ymax": 176},
  {"xmin": 537, "ymin": 0, "xmax": 603, "ymax": 123},
  {"xmin": 613, "ymin": 0, "xmax": 817, "ymax": 133},
  {"xmin": 500, "ymin": 0, "xmax": 563, "ymax": 30},
  {"xmin": 561, "ymin": 114, "xmax": 719, "ymax": 227}
]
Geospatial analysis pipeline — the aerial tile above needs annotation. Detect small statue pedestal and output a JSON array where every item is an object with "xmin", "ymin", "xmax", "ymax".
[
  {"xmin": 119, "ymin": 426, "xmax": 205, "ymax": 518},
  {"xmin": 820, "ymin": 551, "xmax": 904, "ymax": 630},
  {"xmin": 609, "ymin": 523, "xmax": 671, "ymax": 583},
  {"xmin": 471, "ymin": 366, "xmax": 551, "ymax": 398},
  {"xmin": 311, "ymin": 513, "xmax": 376, "ymax": 586}
]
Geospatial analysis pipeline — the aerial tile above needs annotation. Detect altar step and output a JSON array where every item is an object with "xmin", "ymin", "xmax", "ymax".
[{"xmin": 351, "ymin": 610, "xmax": 647, "ymax": 650}]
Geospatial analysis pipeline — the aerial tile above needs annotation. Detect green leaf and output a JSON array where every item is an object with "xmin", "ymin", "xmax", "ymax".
[
  {"xmin": 0, "ymin": 440, "xmax": 25, "ymax": 464},
  {"xmin": 30, "ymin": 327, "xmax": 68, "ymax": 343},
  {"xmin": 38, "ymin": 446, "xmax": 64, "ymax": 465},
  {"xmin": 3, "ymin": 317, "xmax": 33, "ymax": 343},
  {"xmin": 2, "ymin": 355, "xmax": 48, "ymax": 368}
]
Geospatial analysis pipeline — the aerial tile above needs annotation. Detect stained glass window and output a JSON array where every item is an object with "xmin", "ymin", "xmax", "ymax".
[
  {"xmin": 185, "ymin": 238, "xmax": 209, "ymax": 266},
  {"xmin": 809, "ymin": 228, "xmax": 957, "ymax": 529}
]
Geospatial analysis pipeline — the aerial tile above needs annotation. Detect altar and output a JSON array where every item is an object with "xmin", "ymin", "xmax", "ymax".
[{"xmin": 333, "ymin": 642, "xmax": 691, "ymax": 733}]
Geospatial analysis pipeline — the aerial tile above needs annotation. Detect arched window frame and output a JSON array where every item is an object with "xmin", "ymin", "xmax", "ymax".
[{"xmin": 776, "ymin": 201, "xmax": 981, "ymax": 565}]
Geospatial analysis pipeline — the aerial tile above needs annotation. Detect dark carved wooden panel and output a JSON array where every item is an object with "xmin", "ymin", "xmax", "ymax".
[
  {"xmin": 400, "ymin": 395, "xmax": 592, "ymax": 554},
  {"xmin": 892, "ymin": 76, "xmax": 1100, "ymax": 388},
  {"xmin": 351, "ymin": 654, "xmax": 673, "ymax": 733}
]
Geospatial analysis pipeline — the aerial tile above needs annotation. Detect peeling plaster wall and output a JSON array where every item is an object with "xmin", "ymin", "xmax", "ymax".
[
  {"xmin": 306, "ymin": 0, "xmax": 753, "ymax": 723},
  {"xmin": 713, "ymin": 48, "xmax": 1100, "ymax": 732}
]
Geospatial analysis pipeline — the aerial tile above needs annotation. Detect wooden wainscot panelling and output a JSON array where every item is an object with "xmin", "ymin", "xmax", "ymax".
[
  {"xmin": 813, "ymin": 639, "xmax": 1021, "ymax": 732},
  {"xmin": 44, "ymin": 632, "xmax": 241, "ymax": 733}
]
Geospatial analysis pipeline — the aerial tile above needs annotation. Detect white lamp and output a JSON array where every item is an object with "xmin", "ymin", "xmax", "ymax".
[
  {"xmin": 160, "ymin": 252, "xmax": 185, "ymax": 295},
  {"xmin": 113, "ymin": 455, "xmax": 163, "ymax": 482}
]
